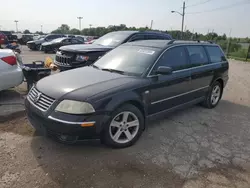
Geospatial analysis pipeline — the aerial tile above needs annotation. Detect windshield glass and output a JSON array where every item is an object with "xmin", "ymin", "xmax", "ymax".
[
  {"xmin": 94, "ymin": 46, "xmax": 160, "ymax": 76},
  {"xmin": 93, "ymin": 32, "xmax": 132, "ymax": 47}
]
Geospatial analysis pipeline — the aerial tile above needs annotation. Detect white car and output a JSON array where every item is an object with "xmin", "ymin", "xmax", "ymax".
[{"xmin": 0, "ymin": 49, "xmax": 23, "ymax": 91}]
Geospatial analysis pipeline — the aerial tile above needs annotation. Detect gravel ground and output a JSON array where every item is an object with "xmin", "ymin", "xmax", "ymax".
[{"xmin": 0, "ymin": 48, "xmax": 250, "ymax": 188}]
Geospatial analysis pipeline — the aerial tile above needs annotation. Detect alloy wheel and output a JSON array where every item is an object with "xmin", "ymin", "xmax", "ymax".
[
  {"xmin": 211, "ymin": 85, "xmax": 221, "ymax": 105},
  {"xmin": 109, "ymin": 111, "xmax": 140, "ymax": 144}
]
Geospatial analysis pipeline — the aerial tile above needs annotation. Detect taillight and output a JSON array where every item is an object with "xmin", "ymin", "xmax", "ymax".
[{"xmin": 1, "ymin": 56, "xmax": 17, "ymax": 66}]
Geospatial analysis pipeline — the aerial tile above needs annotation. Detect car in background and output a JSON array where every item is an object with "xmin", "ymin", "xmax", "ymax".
[
  {"xmin": 17, "ymin": 34, "xmax": 34, "ymax": 45},
  {"xmin": 54, "ymin": 31, "xmax": 172, "ymax": 71},
  {"xmin": 0, "ymin": 32, "xmax": 8, "ymax": 46},
  {"xmin": 25, "ymin": 40, "xmax": 228, "ymax": 147},
  {"xmin": 41, "ymin": 37, "xmax": 84, "ymax": 53},
  {"xmin": 27, "ymin": 34, "xmax": 65, "ymax": 51},
  {"xmin": 0, "ymin": 31, "xmax": 18, "ymax": 43},
  {"xmin": 0, "ymin": 49, "xmax": 23, "ymax": 91},
  {"xmin": 74, "ymin": 35, "xmax": 86, "ymax": 43}
]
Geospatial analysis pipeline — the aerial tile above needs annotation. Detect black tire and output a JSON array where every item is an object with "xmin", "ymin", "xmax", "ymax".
[
  {"xmin": 202, "ymin": 81, "xmax": 223, "ymax": 109},
  {"xmin": 35, "ymin": 44, "xmax": 40, "ymax": 51},
  {"xmin": 101, "ymin": 104, "xmax": 144, "ymax": 148}
]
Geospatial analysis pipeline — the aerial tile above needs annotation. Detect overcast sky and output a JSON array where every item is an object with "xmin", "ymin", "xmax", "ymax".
[{"xmin": 0, "ymin": 0, "xmax": 250, "ymax": 37}]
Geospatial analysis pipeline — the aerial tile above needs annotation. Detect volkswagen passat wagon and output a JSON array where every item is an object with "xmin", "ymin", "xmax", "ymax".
[{"xmin": 25, "ymin": 40, "xmax": 229, "ymax": 148}]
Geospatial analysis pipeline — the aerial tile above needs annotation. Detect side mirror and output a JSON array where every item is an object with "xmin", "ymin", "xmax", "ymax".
[{"xmin": 155, "ymin": 66, "xmax": 172, "ymax": 75}]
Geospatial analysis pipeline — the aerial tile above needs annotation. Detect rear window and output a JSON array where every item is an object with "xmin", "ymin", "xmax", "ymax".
[
  {"xmin": 186, "ymin": 46, "xmax": 209, "ymax": 66},
  {"xmin": 205, "ymin": 46, "xmax": 226, "ymax": 63}
]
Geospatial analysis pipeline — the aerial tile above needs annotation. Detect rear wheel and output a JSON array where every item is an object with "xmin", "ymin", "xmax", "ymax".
[
  {"xmin": 202, "ymin": 81, "xmax": 222, "ymax": 108},
  {"xmin": 102, "ymin": 104, "xmax": 144, "ymax": 148}
]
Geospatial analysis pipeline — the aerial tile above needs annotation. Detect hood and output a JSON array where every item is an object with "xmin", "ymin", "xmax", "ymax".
[
  {"xmin": 28, "ymin": 39, "xmax": 45, "ymax": 44},
  {"xmin": 59, "ymin": 44, "xmax": 113, "ymax": 53},
  {"xmin": 42, "ymin": 41, "xmax": 53, "ymax": 46},
  {"xmin": 36, "ymin": 67, "xmax": 139, "ymax": 100}
]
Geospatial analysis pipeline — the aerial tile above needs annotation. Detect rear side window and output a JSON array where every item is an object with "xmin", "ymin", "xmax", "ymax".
[
  {"xmin": 152, "ymin": 46, "xmax": 188, "ymax": 72},
  {"xmin": 205, "ymin": 46, "xmax": 226, "ymax": 63},
  {"xmin": 186, "ymin": 46, "xmax": 209, "ymax": 66}
]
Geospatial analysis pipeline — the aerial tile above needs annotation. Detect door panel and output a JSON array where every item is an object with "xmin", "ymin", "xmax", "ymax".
[
  {"xmin": 147, "ymin": 46, "xmax": 192, "ymax": 115},
  {"xmin": 186, "ymin": 45, "xmax": 212, "ymax": 98},
  {"xmin": 148, "ymin": 70, "xmax": 191, "ymax": 115}
]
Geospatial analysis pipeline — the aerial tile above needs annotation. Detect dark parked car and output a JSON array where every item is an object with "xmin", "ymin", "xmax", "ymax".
[
  {"xmin": 0, "ymin": 31, "xmax": 18, "ymax": 43},
  {"xmin": 54, "ymin": 31, "xmax": 172, "ymax": 71},
  {"xmin": 27, "ymin": 34, "xmax": 65, "ymax": 50},
  {"xmin": 18, "ymin": 34, "xmax": 34, "ymax": 45},
  {"xmin": 41, "ymin": 37, "xmax": 84, "ymax": 53},
  {"xmin": 25, "ymin": 40, "xmax": 229, "ymax": 148}
]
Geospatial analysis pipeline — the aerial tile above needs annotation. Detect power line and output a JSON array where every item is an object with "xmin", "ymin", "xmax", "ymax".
[
  {"xmin": 186, "ymin": 0, "xmax": 212, "ymax": 8},
  {"xmin": 186, "ymin": 0, "xmax": 250, "ymax": 14}
]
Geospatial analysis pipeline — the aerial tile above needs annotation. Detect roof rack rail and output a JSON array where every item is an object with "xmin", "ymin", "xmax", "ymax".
[{"xmin": 197, "ymin": 40, "xmax": 214, "ymax": 44}]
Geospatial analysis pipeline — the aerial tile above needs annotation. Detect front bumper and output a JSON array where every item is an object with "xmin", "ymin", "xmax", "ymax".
[
  {"xmin": 27, "ymin": 43, "xmax": 36, "ymax": 49},
  {"xmin": 25, "ymin": 98, "xmax": 110, "ymax": 138}
]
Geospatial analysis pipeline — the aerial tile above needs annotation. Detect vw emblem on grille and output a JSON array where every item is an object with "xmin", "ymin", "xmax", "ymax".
[{"xmin": 33, "ymin": 92, "xmax": 41, "ymax": 103}]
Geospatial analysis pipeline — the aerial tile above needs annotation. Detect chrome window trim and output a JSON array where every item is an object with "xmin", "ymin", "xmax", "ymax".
[
  {"xmin": 151, "ymin": 86, "xmax": 209, "ymax": 105},
  {"xmin": 48, "ymin": 116, "xmax": 96, "ymax": 125},
  {"xmin": 147, "ymin": 44, "xmax": 227, "ymax": 77}
]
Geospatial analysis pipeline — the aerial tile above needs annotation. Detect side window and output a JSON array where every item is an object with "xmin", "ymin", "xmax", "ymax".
[
  {"xmin": 146, "ymin": 34, "xmax": 160, "ymax": 40},
  {"xmin": 129, "ymin": 35, "xmax": 146, "ymax": 42},
  {"xmin": 205, "ymin": 46, "xmax": 226, "ymax": 63},
  {"xmin": 186, "ymin": 46, "xmax": 209, "ymax": 67},
  {"xmin": 63, "ymin": 39, "xmax": 71, "ymax": 43},
  {"xmin": 46, "ymin": 35, "xmax": 54, "ymax": 40},
  {"xmin": 152, "ymin": 46, "xmax": 188, "ymax": 73},
  {"xmin": 71, "ymin": 39, "xmax": 81, "ymax": 44}
]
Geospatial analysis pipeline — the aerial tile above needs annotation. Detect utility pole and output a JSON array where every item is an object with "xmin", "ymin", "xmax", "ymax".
[
  {"xmin": 226, "ymin": 28, "xmax": 232, "ymax": 57},
  {"xmin": 171, "ymin": 1, "xmax": 185, "ymax": 39},
  {"xmin": 181, "ymin": 1, "xmax": 185, "ymax": 39},
  {"xmin": 77, "ymin": 17, "xmax": 83, "ymax": 30},
  {"xmin": 150, "ymin": 20, "xmax": 153, "ymax": 30},
  {"xmin": 14, "ymin": 20, "xmax": 19, "ymax": 32},
  {"xmin": 41, "ymin": 25, "xmax": 43, "ymax": 33}
]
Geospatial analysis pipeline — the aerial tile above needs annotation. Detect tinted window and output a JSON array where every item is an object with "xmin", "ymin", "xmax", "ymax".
[
  {"xmin": 94, "ymin": 46, "xmax": 160, "ymax": 76},
  {"xmin": 205, "ymin": 46, "xmax": 226, "ymax": 63},
  {"xmin": 186, "ymin": 46, "xmax": 209, "ymax": 66},
  {"xmin": 71, "ymin": 39, "xmax": 81, "ymax": 43},
  {"xmin": 129, "ymin": 34, "xmax": 146, "ymax": 42},
  {"xmin": 152, "ymin": 46, "xmax": 188, "ymax": 72}
]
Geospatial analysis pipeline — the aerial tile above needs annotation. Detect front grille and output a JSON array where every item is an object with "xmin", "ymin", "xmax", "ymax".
[
  {"xmin": 55, "ymin": 52, "xmax": 74, "ymax": 66},
  {"xmin": 28, "ymin": 87, "xmax": 55, "ymax": 111}
]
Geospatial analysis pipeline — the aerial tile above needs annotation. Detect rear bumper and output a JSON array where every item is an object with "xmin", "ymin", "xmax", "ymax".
[{"xmin": 25, "ymin": 98, "xmax": 110, "ymax": 138}]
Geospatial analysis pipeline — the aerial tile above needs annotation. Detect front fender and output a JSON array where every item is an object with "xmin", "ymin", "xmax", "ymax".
[{"xmin": 98, "ymin": 90, "xmax": 147, "ymax": 115}]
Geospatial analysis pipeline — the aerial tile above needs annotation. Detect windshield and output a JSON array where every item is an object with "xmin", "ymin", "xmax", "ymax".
[
  {"xmin": 93, "ymin": 32, "xmax": 132, "ymax": 47},
  {"xmin": 93, "ymin": 46, "xmax": 160, "ymax": 76}
]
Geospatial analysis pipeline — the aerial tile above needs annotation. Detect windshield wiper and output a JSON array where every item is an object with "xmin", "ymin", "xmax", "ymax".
[
  {"xmin": 101, "ymin": 68, "xmax": 125, "ymax": 75},
  {"xmin": 92, "ymin": 64, "xmax": 100, "ymax": 69}
]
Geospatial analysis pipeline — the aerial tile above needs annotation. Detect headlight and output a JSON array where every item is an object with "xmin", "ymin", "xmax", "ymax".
[
  {"xmin": 55, "ymin": 100, "xmax": 95, "ymax": 114},
  {"xmin": 76, "ymin": 55, "xmax": 89, "ymax": 62}
]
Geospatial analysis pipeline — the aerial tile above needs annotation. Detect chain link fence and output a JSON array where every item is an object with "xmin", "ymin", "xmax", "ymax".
[{"xmin": 217, "ymin": 40, "xmax": 250, "ymax": 62}]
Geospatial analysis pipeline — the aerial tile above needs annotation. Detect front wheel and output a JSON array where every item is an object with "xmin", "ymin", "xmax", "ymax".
[
  {"xmin": 102, "ymin": 104, "xmax": 144, "ymax": 148},
  {"xmin": 202, "ymin": 81, "xmax": 223, "ymax": 108}
]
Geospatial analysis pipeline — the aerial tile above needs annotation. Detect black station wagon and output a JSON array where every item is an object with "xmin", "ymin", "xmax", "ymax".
[{"xmin": 25, "ymin": 40, "xmax": 229, "ymax": 148}]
